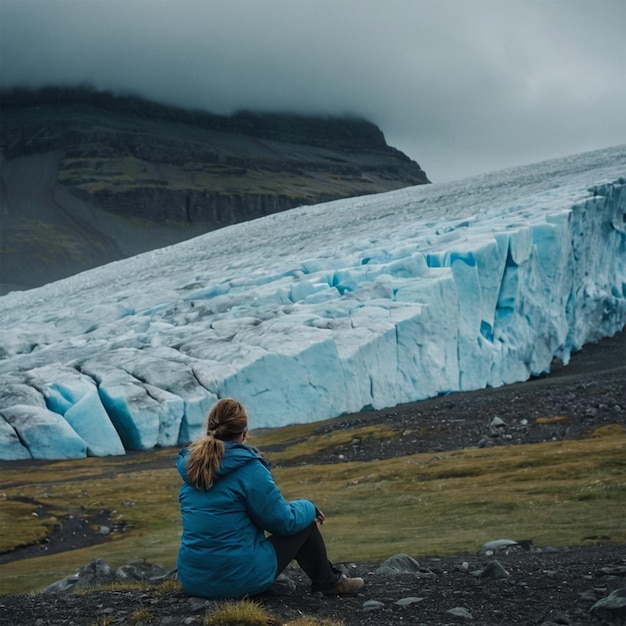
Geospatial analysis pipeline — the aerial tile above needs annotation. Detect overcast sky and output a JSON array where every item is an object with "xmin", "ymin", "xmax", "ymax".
[{"xmin": 1, "ymin": 0, "xmax": 625, "ymax": 182}]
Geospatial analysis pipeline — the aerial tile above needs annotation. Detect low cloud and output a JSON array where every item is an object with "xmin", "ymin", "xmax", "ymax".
[{"xmin": 1, "ymin": 0, "xmax": 625, "ymax": 181}]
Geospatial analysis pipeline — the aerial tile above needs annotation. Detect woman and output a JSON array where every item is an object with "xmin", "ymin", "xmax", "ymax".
[{"xmin": 176, "ymin": 397, "xmax": 365, "ymax": 599}]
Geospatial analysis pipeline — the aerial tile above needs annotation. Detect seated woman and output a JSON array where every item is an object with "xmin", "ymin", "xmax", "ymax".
[{"xmin": 176, "ymin": 397, "xmax": 365, "ymax": 600}]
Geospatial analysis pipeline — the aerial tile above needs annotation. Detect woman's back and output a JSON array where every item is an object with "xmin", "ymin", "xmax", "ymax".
[
  {"xmin": 176, "ymin": 397, "xmax": 363, "ymax": 599},
  {"xmin": 177, "ymin": 441, "xmax": 315, "ymax": 599}
]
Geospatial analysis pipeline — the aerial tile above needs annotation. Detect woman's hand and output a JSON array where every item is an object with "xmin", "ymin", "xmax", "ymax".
[{"xmin": 315, "ymin": 506, "xmax": 326, "ymax": 525}]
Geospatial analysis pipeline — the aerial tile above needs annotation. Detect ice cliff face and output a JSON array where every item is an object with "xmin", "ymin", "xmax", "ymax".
[{"xmin": 0, "ymin": 146, "xmax": 624, "ymax": 460}]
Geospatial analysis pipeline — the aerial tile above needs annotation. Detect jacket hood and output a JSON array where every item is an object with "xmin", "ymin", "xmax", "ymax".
[{"xmin": 177, "ymin": 441, "xmax": 270, "ymax": 486}]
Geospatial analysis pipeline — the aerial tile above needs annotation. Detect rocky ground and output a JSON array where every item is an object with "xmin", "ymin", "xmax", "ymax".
[{"xmin": 0, "ymin": 331, "xmax": 624, "ymax": 625}]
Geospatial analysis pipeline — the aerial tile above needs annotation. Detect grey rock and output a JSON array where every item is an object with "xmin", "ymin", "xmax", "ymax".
[
  {"xmin": 42, "ymin": 559, "xmax": 171, "ymax": 593},
  {"xmin": 394, "ymin": 596, "xmax": 426, "ymax": 606},
  {"xmin": 74, "ymin": 559, "xmax": 117, "ymax": 587},
  {"xmin": 598, "ymin": 566, "xmax": 626, "ymax": 576},
  {"xmin": 578, "ymin": 589, "xmax": 599, "ymax": 602},
  {"xmin": 187, "ymin": 597, "xmax": 210, "ymax": 613},
  {"xmin": 447, "ymin": 606, "xmax": 473, "ymax": 619},
  {"xmin": 362, "ymin": 599, "xmax": 385, "ymax": 612},
  {"xmin": 479, "ymin": 539, "xmax": 519, "ymax": 555},
  {"xmin": 589, "ymin": 587, "xmax": 626, "ymax": 623},
  {"xmin": 150, "ymin": 568, "xmax": 179, "ymax": 584},
  {"xmin": 270, "ymin": 574, "xmax": 296, "ymax": 596},
  {"xmin": 43, "ymin": 559, "xmax": 117, "ymax": 593},
  {"xmin": 375, "ymin": 553, "xmax": 421, "ymax": 574},
  {"xmin": 375, "ymin": 553, "xmax": 437, "ymax": 579},
  {"xmin": 539, "ymin": 610, "xmax": 572, "ymax": 625},
  {"xmin": 471, "ymin": 560, "xmax": 510, "ymax": 579},
  {"xmin": 489, "ymin": 416, "xmax": 507, "ymax": 437},
  {"xmin": 334, "ymin": 562, "xmax": 357, "ymax": 576},
  {"xmin": 116, "ymin": 560, "xmax": 169, "ymax": 582},
  {"xmin": 41, "ymin": 574, "xmax": 81, "ymax": 594}
]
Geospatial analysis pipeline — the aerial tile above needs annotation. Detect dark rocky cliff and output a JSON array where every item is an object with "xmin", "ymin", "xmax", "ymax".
[{"xmin": 0, "ymin": 87, "xmax": 429, "ymax": 293}]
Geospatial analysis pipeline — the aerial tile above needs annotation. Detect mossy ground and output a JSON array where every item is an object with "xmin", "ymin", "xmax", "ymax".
[
  {"xmin": 1, "ymin": 422, "xmax": 623, "ymax": 596},
  {"xmin": 58, "ymin": 153, "xmax": 407, "ymax": 202}
]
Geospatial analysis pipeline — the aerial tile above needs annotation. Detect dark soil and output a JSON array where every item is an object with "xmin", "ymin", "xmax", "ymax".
[{"xmin": 1, "ymin": 331, "xmax": 624, "ymax": 625}]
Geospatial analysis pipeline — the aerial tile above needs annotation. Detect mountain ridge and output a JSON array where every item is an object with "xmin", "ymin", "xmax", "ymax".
[{"xmin": 0, "ymin": 86, "xmax": 430, "ymax": 294}]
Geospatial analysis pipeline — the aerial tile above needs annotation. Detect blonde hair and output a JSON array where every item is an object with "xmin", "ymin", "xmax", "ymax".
[{"xmin": 186, "ymin": 398, "xmax": 248, "ymax": 490}]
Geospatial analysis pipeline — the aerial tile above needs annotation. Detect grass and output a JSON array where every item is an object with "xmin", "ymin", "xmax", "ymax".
[
  {"xmin": 0, "ymin": 499, "xmax": 55, "ymax": 551},
  {"xmin": 0, "ymin": 424, "xmax": 624, "ymax": 596},
  {"xmin": 203, "ymin": 599, "xmax": 344, "ymax": 625},
  {"xmin": 57, "ymin": 153, "xmax": 405, "ymax": 202},
  {"xmin": 129, "ymin": 607, "xmax": 155, "ymax": 624},
  {"xmin": 204, "ymin": 599, "xmax": 276, "ymax": 625},
  {"xmin": 260, "ymin": 423, "xmax": 400, "ymax": 463},
  {"xmin": 10, "ymin": 218, "xmax": 93, "ymax": 263}
]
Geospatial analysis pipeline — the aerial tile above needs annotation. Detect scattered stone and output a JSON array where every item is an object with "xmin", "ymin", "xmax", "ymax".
[
  {"xmin": 362, "ymin": 599, "xmax": 385, "ymax": 612},
  {"xmin": 2, "ymin": 544, "xmax": 625, "ymax": 625},
  {"xmin": 375, "ymin": 553, "xmax": 421, "ymax": 575},
  {"xmin": 490, "ymin": 416, "xmax": 506, "ymax": 436},
  {"xmin": 539, "ymin": 609, "xmax": 572, "ymax": 625},
  {"xmin": 598, "ymin": 566, "xmax": 626, "ymax": 577},
  {"xmin": 42, "ymin": 559, "xmax": 171, "ymax": 593},
  {"xmin": 589, "ymin": 588, "xmax": 626, "ymax": 623},
  {"xmin": 394, "ymin": 596, "xmax": 426, "ymax": 606},
  {"xmin": 270, "ymin": 574, "xmax": 296, "ymax": 595},
  {"xmin": 187, "ymin": 596, "xmax": 210, "ymax": 613},
  {"xmin": 335, "ymin": 562, "xmax": 358, "ymax": 576},
  {"xmin": 471, "ymin": 560, "xmax": 510, "ymax": 579},
  {"xmin": 117, "ymin": 560, "xmax": 172, "ymax": 583},
  {"xmin": 374, "ymin": 553, "xmax": 438, "ymax": 580},
  {"xmin": 479, "ymin": 539, "xmax": 519, "ymax": 555},
  {"xmin": 579, "ymin": 589, "xmax": 599, "ymax": 601},
  {"xmin": 43, "ymin": 559, "xmax": 116, "ymax": 593}
]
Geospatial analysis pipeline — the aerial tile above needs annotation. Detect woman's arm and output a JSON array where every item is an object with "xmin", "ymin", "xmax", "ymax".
[{"xmin": 241, "ymin": 460, "xmax": 316, "ymax": 535}]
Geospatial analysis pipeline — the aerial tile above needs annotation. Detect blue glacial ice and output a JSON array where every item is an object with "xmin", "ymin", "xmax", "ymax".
[{"xmin": 0, "ymin": 145, "xmax": 624, "ymax": 459}]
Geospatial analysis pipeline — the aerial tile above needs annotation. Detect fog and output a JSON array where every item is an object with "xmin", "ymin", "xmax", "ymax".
[{"xmin": 1, "ymin": 0, "xmax": 625, "ymax": 181}]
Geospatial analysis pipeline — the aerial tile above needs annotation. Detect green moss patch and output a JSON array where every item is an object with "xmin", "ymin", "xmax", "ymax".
[{"xmin": 0, "ymin": 430, "xmax": 623, "ymax": 596}]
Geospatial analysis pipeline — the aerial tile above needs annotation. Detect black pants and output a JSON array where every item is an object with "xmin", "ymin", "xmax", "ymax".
[{"xmin": 268, "ymin": 523, "xmax": 341, "ymax": 592}]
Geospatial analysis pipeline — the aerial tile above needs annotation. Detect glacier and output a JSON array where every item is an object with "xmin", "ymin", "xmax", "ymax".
[{"xmin": 0, "ymin": 145, "xmax": 624, "ymax": 460}]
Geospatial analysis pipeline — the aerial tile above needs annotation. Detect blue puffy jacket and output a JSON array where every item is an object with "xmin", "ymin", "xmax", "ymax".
[{"xmin": 176, "ymin": 442, "xmax": 316, "ymax": 599}]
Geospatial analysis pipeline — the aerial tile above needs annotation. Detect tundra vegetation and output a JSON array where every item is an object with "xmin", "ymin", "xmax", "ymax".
[{"xmin": 0, "ymin": 420, "xmax": 623, "ymax": 598}]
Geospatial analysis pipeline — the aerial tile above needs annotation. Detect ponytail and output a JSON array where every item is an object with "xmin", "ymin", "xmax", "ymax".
[
  {"xmin": 185, "ymin": 398, "xmax": 249, "ymax": 490},
  {"xmin": 186, "ymin": 435, "xmax": 224, "ymax": 490}
]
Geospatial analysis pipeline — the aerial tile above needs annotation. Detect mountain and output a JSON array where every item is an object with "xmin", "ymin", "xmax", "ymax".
[
  {"xmin": 0, "ymin": 145, "xmax": 623, "ymax": 460},
  {"xmin": 0, "ymin": 86, "xmax": 429, "ymax": 294}
]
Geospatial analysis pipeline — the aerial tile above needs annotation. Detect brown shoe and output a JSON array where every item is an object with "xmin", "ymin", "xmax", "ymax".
[{"xmin": 322, "ymin": 574, "xmax": 365, "ymax": 595}]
